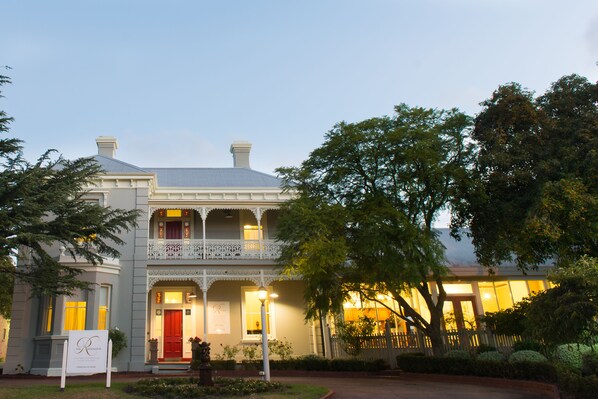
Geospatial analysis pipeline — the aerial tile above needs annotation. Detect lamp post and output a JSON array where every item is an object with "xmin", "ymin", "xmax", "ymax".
[{"xmin": 257, "ymin": 286, "xmax": 270, "ymax": 381}]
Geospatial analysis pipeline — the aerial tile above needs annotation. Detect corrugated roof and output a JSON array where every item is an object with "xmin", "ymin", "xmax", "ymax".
[
  {"xmin": 143, "ymin": 167, "xmax": 282, "ymax": 188},
  {"xmin": 92, "ymin": 155, "xmax": 149, "ymax": 174}
]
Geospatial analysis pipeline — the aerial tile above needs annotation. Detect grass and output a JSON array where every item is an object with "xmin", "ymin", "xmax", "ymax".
[{"xmin": 0, "ymin": 381, "xmax": 328, "ymax": 399}]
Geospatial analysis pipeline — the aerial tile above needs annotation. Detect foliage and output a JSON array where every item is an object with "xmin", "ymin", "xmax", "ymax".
[
  {"xmin": 335, "ymin": 315, "xmax": 376, "ymax": 356},
  {"xmin": 443, "ymin": 349, "xmax": 471, "ymax": 359},
  {"xmin": 582, "ymin": 352, "xmax": 598, "ymax": 376},
  {"xmin": 126, "ymin": 377, "xmax": 284, "ymax": 398},
  {"xmin": 477, "ymin": 351, "xmax": 505, "ymax": 362},
  {"xmin": 214, "ymin": 343, "xmax": 241, "ymax": 361},
  {"xmin": 190, "ymin": 359, "xmax": 235, "ymax": 371},
  {"xmin": 480, "ymin": 299, "xmax": 529, "ymax": 336},
  {"xmin": 397, "ymin": 353, "xmax": 558, "ymax": 382},
  {"xmin": 0, "ymin": 256, "xmax": 14, "ymax": 318},
  {"xmin": 554, "ymin": 344, "xmax": 592, "ymax": 371},
  {"xmin": 241, "ymin": 343, "xmax": 261, "ymax": 361},
  {"xmin": 475, "ymin": 343, "xmax": 497, "ymax": 354},
  {"xmin": 525, "ymin": 256, "xmax": 598, "ymax": 347},
  {"xmin": 277, "ymin": 104, "xmax": 474, "ymax": 356},
  {"xmin": 268, "ymin": 338, "xmax": 294, "ymax": 360},
  {"xmin": 456, "ymin": 74, "xmax": 597, "ymax": 270},
  {"xmin": 269, "ymin": 356, "xmax": 387, "ymax": 372},
  {"xmin": 512, "ymin": 340, "xmax": 543, "ymax": 353},
  {"xmin": 509, "ymin": 350, "xmax": 548, "ymax": 363},
  {"xmin": 0, "ymin": 75, "xmax": 141, "ymax": 297},
  {"xmin": 108, "ymin": 328, "xmax": 128, "ymax": 358},
  {"xmin": 557, "ymin": 369, "xmax": 598, "ymax": 399}
]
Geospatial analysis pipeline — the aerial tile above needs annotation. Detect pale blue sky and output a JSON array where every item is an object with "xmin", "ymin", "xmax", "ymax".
[{"xmin": 2, "ymin": 1, "xmax": 597, "ymax": 180}]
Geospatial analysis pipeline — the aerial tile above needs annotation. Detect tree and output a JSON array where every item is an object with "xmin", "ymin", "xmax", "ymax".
[
  {"xmin": 482, "ymin": 256, "xmax": 598, "ymax": 349},
  {"xmin": 276, "ymin": 104, "xmax": 474, "ymax": 355},
  {"xmin": 456, "ymin": 75, "xmax": 597, "ymax": 269},
  {"xmin": 0, "ymin": 75, "xmax": 141, "ymax": 297},
  {"xmin": 0, "ymin": 256, "xmax": 14, "ymax": 318}
]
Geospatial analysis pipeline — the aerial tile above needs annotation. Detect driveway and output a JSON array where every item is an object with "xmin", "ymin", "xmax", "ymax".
[{"xmin": 276, "ymin": 375, "xmax": 555, "ymax": 399}]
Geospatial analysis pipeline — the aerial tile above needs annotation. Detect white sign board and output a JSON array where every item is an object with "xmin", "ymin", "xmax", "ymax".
[
  {"xmin": 66, "ymin": 330, "xmax": 109, "ymax": 374},
  {"xmin": 208, "ymin": 301, "xmax": 230, "ymax": 334}
]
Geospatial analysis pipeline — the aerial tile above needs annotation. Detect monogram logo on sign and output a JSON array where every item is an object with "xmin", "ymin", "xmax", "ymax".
[{"xmin": 75, "ymin": 336, "xmax": 100, "ymax": 356}]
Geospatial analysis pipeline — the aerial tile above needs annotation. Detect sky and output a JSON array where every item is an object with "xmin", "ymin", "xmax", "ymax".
[{"xmin": 2, "ymin": 1, "xmax": 598, "ymax": 226}]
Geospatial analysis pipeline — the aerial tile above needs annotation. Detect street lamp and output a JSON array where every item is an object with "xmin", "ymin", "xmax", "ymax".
[{"xmin": 257, "ymin": 286, "xmax": 270, "ymax": 381}]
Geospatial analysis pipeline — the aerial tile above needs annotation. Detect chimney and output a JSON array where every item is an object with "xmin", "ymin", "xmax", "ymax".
[
  {"xmin": 96, "ymin": 136, "xmax": 118, "ymax": 158},
  {"xmin": 230, "ymin": 141, "xmax": 252, "ymax": 168}
]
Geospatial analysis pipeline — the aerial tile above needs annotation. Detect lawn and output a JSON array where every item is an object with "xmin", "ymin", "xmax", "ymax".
[{"xmin": 0, "ymin": 381, "xmax": 329, "ymax": 399}]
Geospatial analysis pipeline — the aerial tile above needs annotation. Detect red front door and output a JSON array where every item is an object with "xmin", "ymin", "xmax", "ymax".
[{"xmin": 164, "ymin": 309, "xmax": 183, "ymax": 358}]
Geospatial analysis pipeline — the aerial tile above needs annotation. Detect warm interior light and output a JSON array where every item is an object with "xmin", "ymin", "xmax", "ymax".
[
  {"xmin": 269, "ymin": 292, "xmax": 279, "ymax": 299},
  {"xmin": 257, "ymin": 286, "xmax": 268, "ymax": 302}
]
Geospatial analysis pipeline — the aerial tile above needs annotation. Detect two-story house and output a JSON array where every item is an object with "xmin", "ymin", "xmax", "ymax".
[{"xmin": 4, "ymin": 137, "xmax": 316, "ymax": 375}]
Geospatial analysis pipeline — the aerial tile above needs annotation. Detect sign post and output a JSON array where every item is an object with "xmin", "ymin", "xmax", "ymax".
[{"xmin": 60, "ymin": 330, "xmax": 111, "ymax": 390}]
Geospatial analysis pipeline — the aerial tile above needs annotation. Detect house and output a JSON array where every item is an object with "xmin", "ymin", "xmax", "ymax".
[{"xmin": 4, "ymin": 137, "xmax": 552, "ymax": 375}]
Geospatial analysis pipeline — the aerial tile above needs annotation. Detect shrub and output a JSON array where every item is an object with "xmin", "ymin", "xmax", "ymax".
[
  {"xmin": 108, "ymin": 328, "xmax": 127, "ymax": 358},
  {"xmin": 268, "ymin": 338, "xmax": 293, "ymax": 360},
  {"xmin": 443, "ymin": 349, "xmax": 471, "ymax": 359},
  {"xmin": 214, "ymin": 344, "xmax": 240, "ymax": 361},
  {"xmin": 476, "ymin": 343, "xmax": 496, "ymax": 354},
  {"xmin": 512, "ymin": 339, "xmax": 543, "ymax": 353},
  {"xmin": 554, "ymin": 343, "xmax": 591, "ymax": 371},
  {"xmin": 477, "ymin": 351, "xmax": 505, "ymax": 362},
  {"xmin": 558, "ymin": 369, "xmax": 598, "ymax": 399},
  {"xmin": 296, "ymin": 354, "xmax": 330, "ymax": 371},
  {"xmin": 509, "ymin": 350, "xmax": 547, "ymax": 363},
  {"xmin": 241, "ymin": 343, "xmax": 261, "ymax": 361},
  {"xmin": 582, "ymin": 352, "xmax": 598, "ymax": 376},
  {"xmin": 190, "ymin": 359, "xmax": 235, "ymax": 371}
]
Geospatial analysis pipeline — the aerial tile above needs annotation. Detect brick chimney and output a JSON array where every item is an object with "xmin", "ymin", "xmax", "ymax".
[
  {"xmin": 230, "ymin": 141, "xmax": 252, "ymax": 168},
  {"xmin": 96, "ymin": 136, "xmax": 118, "ymax": 158}
]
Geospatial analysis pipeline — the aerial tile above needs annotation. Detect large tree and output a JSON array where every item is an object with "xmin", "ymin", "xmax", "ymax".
[
  {"xmin": 0, "ymin": 75, "xmax": 141, "ymax": 297},
  {"xmin": 455, "ymin": 74, "xmax": 597, "ymax": 269},
  {"xmin": 276, "ymin": 104, "xmax": 474, "ymax": 355}
]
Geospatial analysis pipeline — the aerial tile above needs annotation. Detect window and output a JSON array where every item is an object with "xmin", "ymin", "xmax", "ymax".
[
  {"xmin": 243, "ymin": 225, "xmax": 263, "ymax": 251},
  {"xmin": 38, "ymin": 296, "xmax": 55, "ymax": 335},
  {"xmin": 242, "ymin": 287, "xmax": 274, "ymax": 339},
  {"xmin": 98, "ymin": 285, "xmax": 111, "ymax": 330},
  {"xmin": 64, "ymin": 292, "xmax": 88, "ymax": 331},
  {"xmin": 164, "ymin": 291, "xmax": 183, "ymax": 304}
]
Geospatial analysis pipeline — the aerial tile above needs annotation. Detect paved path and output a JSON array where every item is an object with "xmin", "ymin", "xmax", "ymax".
[{"xmin": 276, "ymin": 376, "xmax": 553, "ymax": 399}]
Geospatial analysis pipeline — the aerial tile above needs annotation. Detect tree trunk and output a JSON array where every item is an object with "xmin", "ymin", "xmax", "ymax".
[{"xmin": 428, "ymin": 308, "xmax": 445, "ymax": 357}]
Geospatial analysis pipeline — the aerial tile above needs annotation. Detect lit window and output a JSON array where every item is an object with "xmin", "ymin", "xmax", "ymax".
[
  {"xmin": 509, "ymin": 281, "xmax": 529, "ymax": 304},
  {"xmin": 242, "ymin": 287, "xmax": 274, "ymax": 339},
  {"xmin": 98, "ymin": 285, "xmax": 111, "ymax": 330},
  {"xmin": 443, "ymin": 283, "xmax": 473, "ymax": 294},
  {"xmin": 527, "ymin": 280, "xmax": 545, "ymax": 294},
  {"xmin": 64, "ymin": 294, "xmax": 87, "ymax": 331},
  {"xmin": 164, "ymin": 291, "xmax": 183, "ymax": 304},
  {"xmin": 478, "ymin": 282, "xmax": 499, "ymax": 313},
  {"xmin": 39, "ymin": 296, "xmax": 55, "ymax": 334}
]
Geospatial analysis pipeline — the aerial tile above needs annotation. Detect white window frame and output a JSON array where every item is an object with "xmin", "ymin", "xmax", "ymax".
[{"xmin": 241, "ymin": 286, "xmax": 276, "ymax": 341}]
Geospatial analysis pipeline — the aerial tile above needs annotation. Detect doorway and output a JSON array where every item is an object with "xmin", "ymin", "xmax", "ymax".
[
  {"xmin": 443, "ymin": 296, "xmax": 478, "ymax": 330},
  {"xmin": 163, "ymin": 309, "xmax": 183, "ymax": 359}
]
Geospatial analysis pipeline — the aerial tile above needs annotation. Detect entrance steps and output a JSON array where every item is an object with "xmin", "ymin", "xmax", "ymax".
[{"xmin": 152, "ymin": 363, "xmax": 191, "ymax": 375}]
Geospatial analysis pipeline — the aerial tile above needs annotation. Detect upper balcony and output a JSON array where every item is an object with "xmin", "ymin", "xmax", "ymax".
[
  {"xmin": 147, "ymin": 207, "xmax": 281, "ymax": 262},
  {"xmin": 147, "ymin": 238, "xmax": 281, "ymax": 260}
]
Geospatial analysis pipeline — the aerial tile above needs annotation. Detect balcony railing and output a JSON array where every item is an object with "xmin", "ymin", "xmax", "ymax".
[{"xmin": 147, "ymin": 239, "xmax": 282, "ymax": 260}]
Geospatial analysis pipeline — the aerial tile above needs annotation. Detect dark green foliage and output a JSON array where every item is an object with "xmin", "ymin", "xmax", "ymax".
[
  {"xmin": 396, "ymin": 353, "xmax": 558, "ymax": 382},
  {"xmin": 480, "ymin": 299, "xmax": 529, "ymax": 336},
  {"xmin": 557, "ymin": 369, "xmax": 598, "ymax": 399},
  {"xmin": 126, "ymin": 377, "xmax": 283, "ymax": 398},
  {"xmin": 476, "ymin": 343, "xmax": 497, "ymax": 354},
  {"xmin": 277, "ymin": 104, "xmax": 474, "ymax": 356},
  {"xmin": 190, "ymin": 359, "xmax": 236, "ymax": 371},
  {"xmin": 269, "ymin": 356, "xmax": 387, "ymax": 372},
  {"xmin": 108, "ymin": 328, "xmax": 127, "ymax": 358},
  {"xmin": 335, "ymin": 315, "xmax": 376, "ymax": 356},
  {"xmin": 0, "ymin": 75, "xmax": 141, "ymax": 296},
  {"xmin": 513, "ymin": 340, "xmax": 543, "ymax": 353},
  {"xmin": 581, "ymin": 352, "xmax": 598, "ymax": 376},
  {"xmin": 456, "ymin": 74, "xmax": 598, "ymax": 269}
]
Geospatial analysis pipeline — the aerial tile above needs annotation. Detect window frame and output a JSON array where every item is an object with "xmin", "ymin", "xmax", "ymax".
[{"xmin": 241, "ymin": 286, "xmax": 276, "ymax": 341}]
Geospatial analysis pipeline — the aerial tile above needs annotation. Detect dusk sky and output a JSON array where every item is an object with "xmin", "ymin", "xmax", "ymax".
[{"xmin": 2, "ymin": 1, "xmax": 597, "ymax": 216}]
